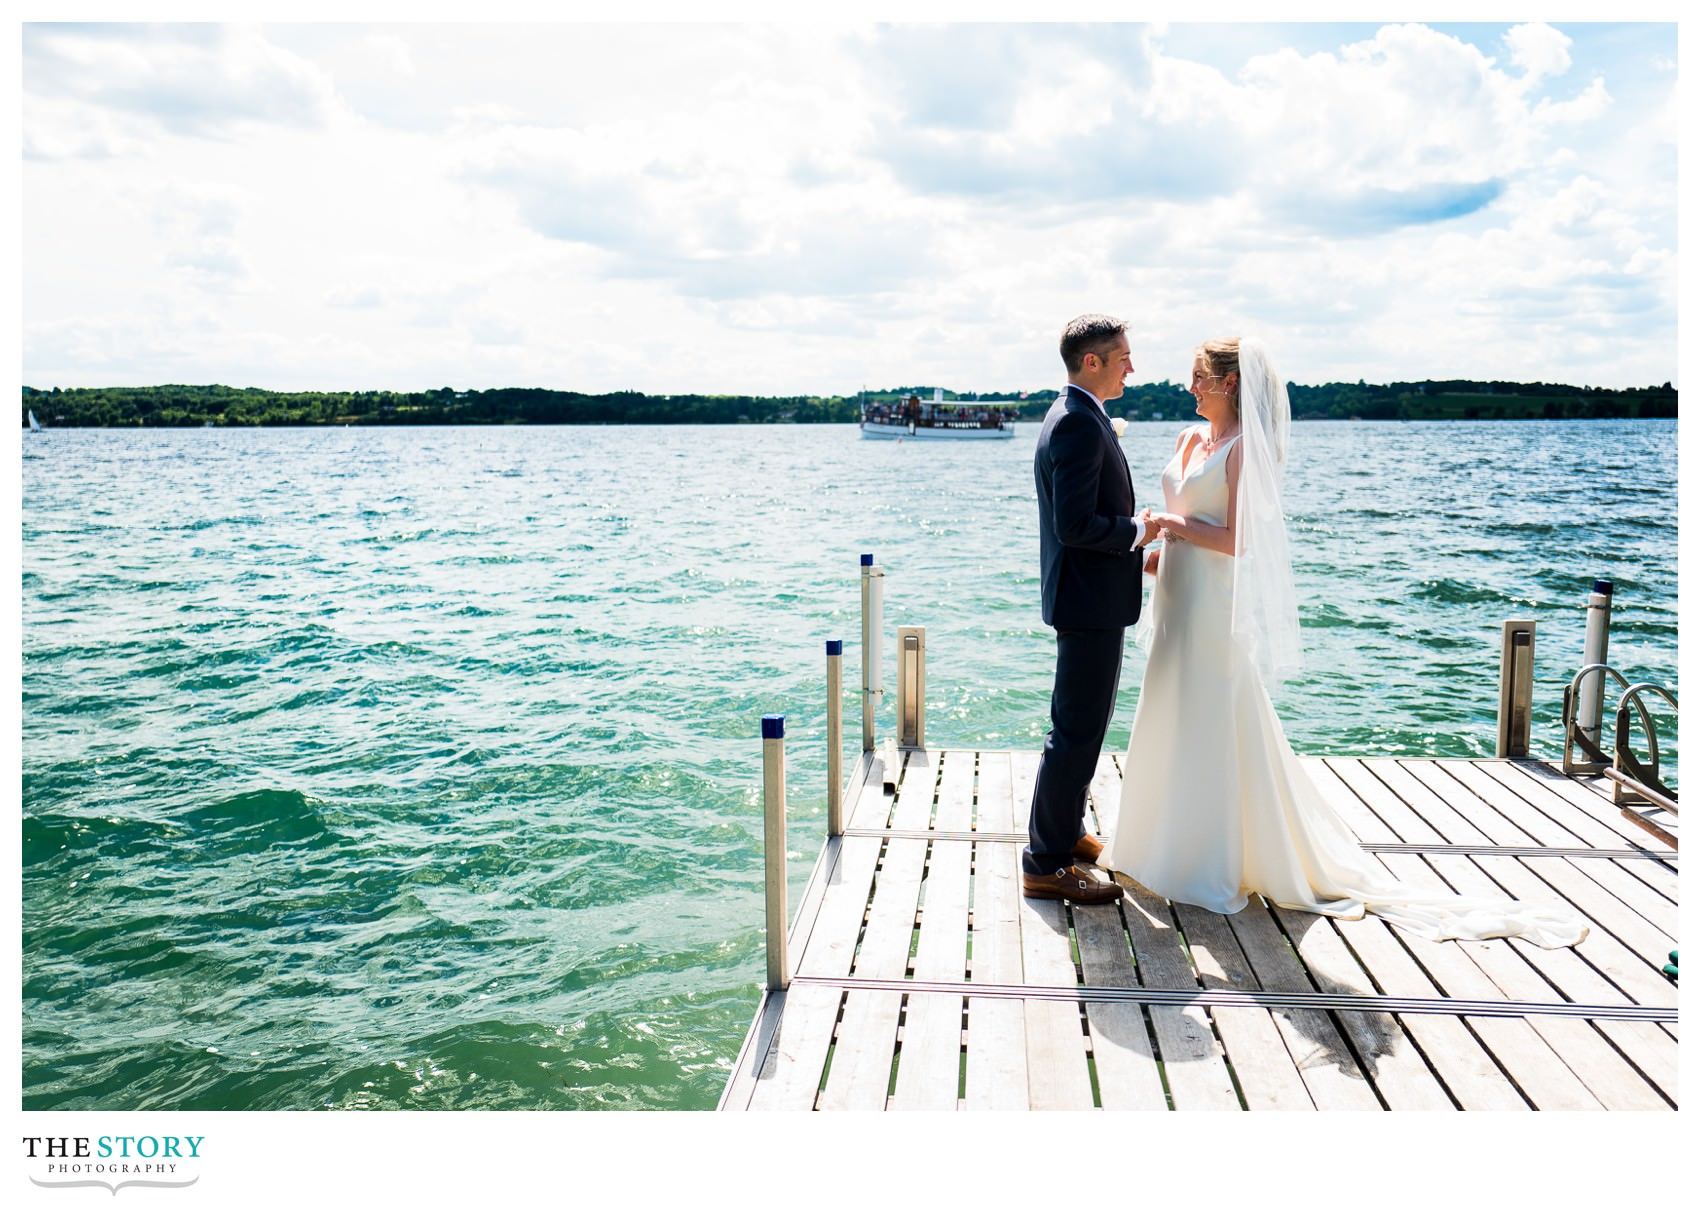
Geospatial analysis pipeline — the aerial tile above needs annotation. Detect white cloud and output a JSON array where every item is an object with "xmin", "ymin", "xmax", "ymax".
[
  {"xmin": 23, "ymin": 25, "xmax": 341, "ymax": 157},
  {"xmin": 1536, "ymin": 76, "xmax": 1611, "ymax": 124},
  {"xmin": 19, "ymin": 21, "xmax": 1679, "ymax": 394},
  {"xmin": 364, "ymin": 33, "xmax": 415, "ymax": 79},
  {"xmin": 859, "ymin": 21, "xmax": 1618, "ymax": 237},
  {"xmin": 150, "ymin": 183, "xmax": 256, "ymax": 290},
  {"xmin": 22, "ymin": 96, "xmax": 142, "ymax": 160},
  {"xmin": 1235, "ymin": 26, "xmax": 1528, "ymax": 205},
  {"xmin": 325, "ymin": 284, "xmax": 386, "ymax": 309},
  {"xmin": 1503, "ymin": 22, "xmax": 1573, "ymax": 85}
]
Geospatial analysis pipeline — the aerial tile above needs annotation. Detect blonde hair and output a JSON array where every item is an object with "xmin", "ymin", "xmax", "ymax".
[{"xmin": 1197, "ymin": 337, "xmax": 1241, "ymax": 411}]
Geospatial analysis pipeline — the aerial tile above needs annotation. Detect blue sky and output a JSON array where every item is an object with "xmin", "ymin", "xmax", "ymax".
[{"xmin": 20, "ymin": 17, "xmax": 1680, "ymax": 393}]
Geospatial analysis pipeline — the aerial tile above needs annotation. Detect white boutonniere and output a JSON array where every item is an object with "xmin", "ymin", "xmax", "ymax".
[{"xmin": 1110, "ymin": 417, "xmax": 1129, "ymax": 438}]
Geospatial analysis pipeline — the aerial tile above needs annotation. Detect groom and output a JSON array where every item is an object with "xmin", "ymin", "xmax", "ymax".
[{"xmin": 1023, "ymin": 314, "xmax": 1148, "ymax": 904}]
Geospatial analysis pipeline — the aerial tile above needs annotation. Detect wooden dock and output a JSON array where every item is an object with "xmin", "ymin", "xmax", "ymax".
[{"xmin": 719, "ymin": 749, "xmax": 1677, "ymax": 1111}]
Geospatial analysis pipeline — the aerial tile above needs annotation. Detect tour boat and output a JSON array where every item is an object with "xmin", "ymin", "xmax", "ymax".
[{"xmin": 860, "ymin": 389, "xmax": 1019, "ymax": 440}]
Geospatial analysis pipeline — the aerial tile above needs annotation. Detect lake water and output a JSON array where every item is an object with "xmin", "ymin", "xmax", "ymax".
[{"xmin": 19, "ymin": 418, "xmax": 1677, "ymax": 1110}]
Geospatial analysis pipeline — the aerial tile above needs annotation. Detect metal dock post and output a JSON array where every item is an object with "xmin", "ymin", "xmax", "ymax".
[
  {"xmin": 860, "ymin": 553, "xmax": 883, "ymax": 752},
  {"xmin": 761, "ymin": 713, "xmax": 789, "ymax": 991},
  {"xmin": 1496, "ymin": 619, "xmax": 1536, "ymax": 758},
  {"xmin": 1574, "ymin": 579, "xmax": 1614, "ymax": 769},
  {"xmin": 826, "ymin": 639, "xmax": 844, "ymax": 837}
]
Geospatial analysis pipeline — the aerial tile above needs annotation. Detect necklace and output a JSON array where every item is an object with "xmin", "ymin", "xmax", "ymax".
[{"xmin": 1198, "ymin": 426, "xmax": 1240, "ymax": 454}]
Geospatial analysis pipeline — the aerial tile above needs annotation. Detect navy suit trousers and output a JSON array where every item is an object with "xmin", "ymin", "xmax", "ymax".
[{"xmin": 1024, "ymin": 626, "xmax": 1125, "ymax": 875}]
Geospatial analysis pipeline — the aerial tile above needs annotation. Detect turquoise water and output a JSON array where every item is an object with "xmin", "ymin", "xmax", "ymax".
[{"xmin": 19, "ymin": 419, "xmax": 1677, "ymax": 1110}]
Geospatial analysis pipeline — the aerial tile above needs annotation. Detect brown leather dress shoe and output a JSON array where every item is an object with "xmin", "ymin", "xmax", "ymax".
[
  {"xmin": 1022, "ymin": 864, "xmax": 1125, "ymax": 905},
  {"xmin": 1072, "ymin": 833, "xmax": 1104, "ymax": 864}
]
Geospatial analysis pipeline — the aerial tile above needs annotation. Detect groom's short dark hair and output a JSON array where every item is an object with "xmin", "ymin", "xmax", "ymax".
[{"xmin": 1060, "ymin": 314, "xmax": 1126, "ymax": 373}]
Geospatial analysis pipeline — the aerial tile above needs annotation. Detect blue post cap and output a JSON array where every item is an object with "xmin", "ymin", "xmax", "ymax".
[
  {"xmin": 860, "ymin": 553, "xmax": 873, "ymax": 566},
  {"xmin": 761, "ymin": 714, "xmax": 785, "ymax": 739},
  {"xmin": 1593, "ymin": 579, "xmax": 1613, "ymax": 596},
  {"xmin": 826, "ymin": 639, "xmax": 842, "ymax": 656}
]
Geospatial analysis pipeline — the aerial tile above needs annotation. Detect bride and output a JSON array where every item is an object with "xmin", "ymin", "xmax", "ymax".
[{"xmin": 1102, "ymin": 337, "xmax": 1587, "ymax": 948}]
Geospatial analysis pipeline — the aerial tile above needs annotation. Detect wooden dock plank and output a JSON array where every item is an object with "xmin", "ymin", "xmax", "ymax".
[
  {"xmin": 1386, "ymin": 762, "xmax": 1677, "ymax": 1105},
  {"xmin": 1544, "ymin": 850, "xmax": 1678, "ymax": 937},
  {"xmin": 889, "ymin": 836, "xmax": 973, "ymax": 1110},
  {"xmin": 1488, "ymin": 759, "xmax": 1670, "ymax": 850},
  {"xmin": 1338, "ymin": 760, "xmax": 1647, "ymax": 975},
  {"xmin": 1317, "ymin": 760, "xmax": 1617, "ymax": 1109},
  {"xmin": 846, "ymin": 751, "xmax": 898, "ymax": 830},
  {"xmin": 855, "ymin": 836, "xmax": 927, "ymax": 980},
  {"xmin": 1414, "ymin": 764, "xmax": 1679, "ymax": 965},
  {"xmin": 1266, "ymin": 905, "xmax": 1457, "ymax": 1109},
  {"xmin": 1298, "ymin": 757, "xmax": 1405, "ymax": 844},
  {"xmin": 1118, "ymin": 883, "xmax": 1240, "ymax": 1109},
  {"xmin": 1348, "ymin": 758, "xmax": 1496, "ymax": 845},
  {"xmin": 964, "ymin": 837, "xmax": 1030, "ymax": 1108},
  {"xmin": 1517, "ymin": 855, "xmax": 1674, "ymax": 969},
  {"xmin": 727, "ymin": 742, "xmax": 1677, "ymax": 1115},
  {"xmin": 746, "ymin": 984, "xmax": 843, "ymax": 1110},
  {"xmin": 1442, "ymin": 766, "xmax": 1681, "ymax": 926},
  {"xmin": 1438, "ymin": 759, "xmax": 1608, "ymax": 847},
  {"xmin": 816, "ymin": 989, "xmax": 903, "ymax": 1110},
  {"xmin": 1322, "ymin": 912, "xmax": 1529, "ymax": 1109},
  {"xmin": 1271, "ymin": 762, "xmax": 1529, "ymax": 1108},
  {"xmin": 1019, "ymin": 895, "xmax": 1095, "ymax": 1109},
  {"xmin": 1352, "ymin": 872, "xmax": 1657, "ymax": 1106},
  {"xmin": 915, "ymin": 839, "xmax": 973, "ymax": 982},
  {"xmin": 1074, "ymin": 902, "xmax": 1167, "ymax": 1109},
  {"xmin": 1304, "ymin": 759, "xmax": 1450, "ymax": 876},
  {"xmin": 1379, "ymin": 851, "xmax": 1673, "ymax": 1110},
  {"xmin": 1472, "ymin": 764, "xmax": 1679, "ymax": 906},
  {"xmin": 1400, "ymin": 763, "xmax": 1677, "ymax": 973},
  {"xmin": 890, "ymin": 748, "xmax": 936, "ymax": 831},
  {"xmin": 1504, "ymin": 938, "xmax": 1681, "ymax": 1105},
  {"xmin": 1352, "ymin": 857, "xmax": 1605, "ymax": 1110},
  {"xmin": 1008, "ymin": 741, "xmax": 1093, "ymax": 1105},
  {"xmin": 1172, "ymin": 902, "xmax": 1316, "ymax": 1110},
  {"xmin": 1439, "ymin": 760, "xmax": 1680, "ymax": 933},
  {"xmin": 970, "ymin": 840, "xmax": 1024, "ymax": 986},
  {"xmin": 1505, "ymin": 763, "xmax": 1681, "ymax": 871},
  {"xmin": 887, "ymin": 992, "xmax": 964, "ymax": 1111},
  {"xmin": 1010, "ymin": 749, "xmax": 1038, "ymax": 838},
  {"xmin": 1439, "ymin": 844, "xmax": 1680, "ymax": 1010},
  {"xmin": 1221, "ymin": 905, "xmax": 1392, "ymax": 1110},
  {"xmin": 976, "ymin": 750, "xmax": 1016, "ymax": 834},
  {"xmin": 934, "ymin": 749, "xmax": 976, "ymax": 832},
  {"xmin": 964, "ymin": 997, "xmax": 1028, "ymax": 1110},
  {"xmin": 795, "ymin": 833, "xmax": 882, "ymax": 979},
  {"xmin": 815, "ymin": 824, "xmax": 928, "ymax": 1110},
  {"xmin": 1609, "ymin": 847, "xmax": 1678, "ymax": 904}
]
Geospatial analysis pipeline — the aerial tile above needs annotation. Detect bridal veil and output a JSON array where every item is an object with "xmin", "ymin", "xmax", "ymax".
[{"xmin": 1231, "ymin": 337, "xmax": 1303, "ymax": 685}]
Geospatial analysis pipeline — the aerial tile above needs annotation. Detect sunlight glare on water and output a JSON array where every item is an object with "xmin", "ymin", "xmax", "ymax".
[{"xmin": 20, "ymin": 418, "xmax": 1677, "ymax": 1109}]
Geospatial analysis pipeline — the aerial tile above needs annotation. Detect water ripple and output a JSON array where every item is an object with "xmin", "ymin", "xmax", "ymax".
[{"xmin": 20, "ymin": 419, "xmax": 1677, "ymax": 1110}]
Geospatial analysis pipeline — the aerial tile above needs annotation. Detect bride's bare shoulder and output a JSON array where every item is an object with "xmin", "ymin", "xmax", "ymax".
[{"xmin": 1173, "ymin": 424, "xmax": 1202, "ymax": 451}]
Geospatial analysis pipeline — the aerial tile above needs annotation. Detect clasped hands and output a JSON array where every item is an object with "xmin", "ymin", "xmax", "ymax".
[{"xmin": 1139, "ymin": 507, "xmax": 1187, "ymax": 545}]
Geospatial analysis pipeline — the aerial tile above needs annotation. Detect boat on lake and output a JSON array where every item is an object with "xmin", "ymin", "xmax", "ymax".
[
  {"xmin": 860, "ymin": 388, "xmax": 1018, "ymax": 440},
  {"xmin": 28, "ymin": 409, "xmax": 42, "ymax": 433}
]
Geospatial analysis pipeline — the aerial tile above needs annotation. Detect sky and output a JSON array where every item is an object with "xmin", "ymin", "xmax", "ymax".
[
  {"xmin": 7, "ymin": 6, "xmax": 1693, "ymax": 1198},
  {"xmin": 19, "ymin": 16, "xmax": 1681, "ymax": 395}
]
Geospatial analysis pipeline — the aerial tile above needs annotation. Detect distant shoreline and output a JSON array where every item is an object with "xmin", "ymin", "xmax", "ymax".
[{"xmin": 22, "ymin": 379, "xmax": 1677, "ymax": 428}]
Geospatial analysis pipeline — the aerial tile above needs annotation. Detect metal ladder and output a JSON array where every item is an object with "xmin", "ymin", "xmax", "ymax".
[{"xmin": 1563, "ymin": 663, "xmax": 1678, "ymax": 847}]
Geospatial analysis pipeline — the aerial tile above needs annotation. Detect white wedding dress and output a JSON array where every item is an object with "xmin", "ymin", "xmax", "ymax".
[{"xmin": 1103, "ymin": 428, "xmax": 1588, "ymax": 948}]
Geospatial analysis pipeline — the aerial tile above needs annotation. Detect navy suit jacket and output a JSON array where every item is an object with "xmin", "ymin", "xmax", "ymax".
[{"xmin": 1034, "ymin": 385, "xmax": 1143, "ymax": 629}]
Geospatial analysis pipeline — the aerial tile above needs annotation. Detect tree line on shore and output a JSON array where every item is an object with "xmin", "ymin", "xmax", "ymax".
[{"xmin": 21, "ymin": 378, "xmax": 1677, "ymax": 428}]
